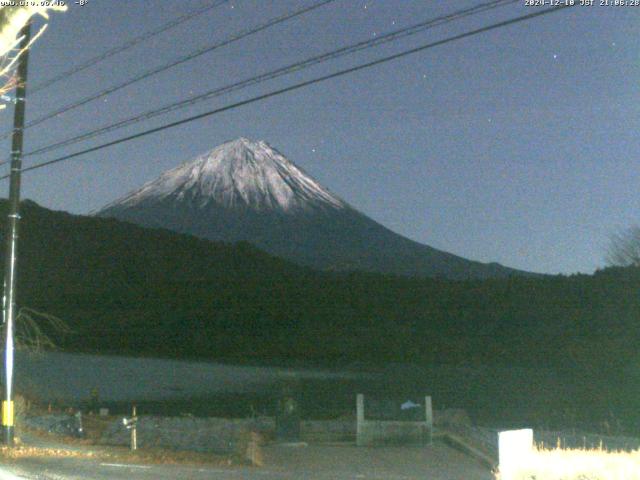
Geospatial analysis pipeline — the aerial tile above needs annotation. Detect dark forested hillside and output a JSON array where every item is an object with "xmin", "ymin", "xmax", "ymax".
[{"xmin": 2, "ymin": 200, "xmax": 639, "ymax": 379}]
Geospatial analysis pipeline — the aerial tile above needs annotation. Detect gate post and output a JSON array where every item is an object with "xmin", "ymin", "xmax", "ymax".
[{"xmin": 356, "ymin": 394, "xmax": 365, "ymax": 446}]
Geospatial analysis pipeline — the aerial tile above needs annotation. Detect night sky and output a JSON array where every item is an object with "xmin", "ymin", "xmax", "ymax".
[{"xmin": 0, "ymin": 0, "xmax": 637, "ymax": 275}]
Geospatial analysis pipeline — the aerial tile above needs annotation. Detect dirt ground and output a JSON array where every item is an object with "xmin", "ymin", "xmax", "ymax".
[
  {"xmin": 261, "ymin": 442, "xmax": 493, "ymax": 480},
  {"xmin": 4, "ymin": 432, "xmax": 494, "ymax": 480},
  {"xmin": 14, "ymin": 408, "xmax": 494, "ymax": 479}
]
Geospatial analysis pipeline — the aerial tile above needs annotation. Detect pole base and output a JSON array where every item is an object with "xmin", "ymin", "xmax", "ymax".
[{"xmin": 2, "ymin": 426, "xmax": 13, "ymax": 446}]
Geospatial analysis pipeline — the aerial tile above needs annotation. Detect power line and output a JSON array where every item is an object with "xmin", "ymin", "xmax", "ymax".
[
  {"xmin": 22, "ymin": 0, "xmax": 518, "ymax": 160},
  {"xmin": 1, "ymin": 0, "xmax": 337, "ymax": 141},
  {"xmin": 0, "ymin": 5, "xmax": 575, "ymax": 181},
  {"xmin": 29, "ymin": 0, "xmax": 230, "ymax": 94}
]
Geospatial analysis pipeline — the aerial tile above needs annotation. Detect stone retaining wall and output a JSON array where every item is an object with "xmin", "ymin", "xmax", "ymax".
[
  {"xmin": 22, "ymin": 409, "xmax": 484, "ymax": 454},
  {"xmin": 100, "ymin": 416, "xmax": 275, "ymax": 453},
  {"xmin": 99, "ymin": 416, "xmax": 360, "ymax": 451}
]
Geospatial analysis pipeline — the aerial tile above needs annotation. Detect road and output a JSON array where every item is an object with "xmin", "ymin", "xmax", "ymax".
[{"xmin": 0, "ymin": 443, "xmax": 492, "ymax": 479}]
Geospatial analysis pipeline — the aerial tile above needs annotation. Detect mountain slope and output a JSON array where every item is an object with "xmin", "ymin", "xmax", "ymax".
[
  {"xmin": 2, "ymin": 200, "xmax": 637, "ymax": 431},
  {"xmin": 2, "ymin": 199, "xmax": 636, "ymax": 376},
  {"xmin": 97, "ymin": 137, "xmax": 530, "ymax": 279},
  {"xmin": 102, "ymin": 137, "xmax": 344, "ymax": 214}
]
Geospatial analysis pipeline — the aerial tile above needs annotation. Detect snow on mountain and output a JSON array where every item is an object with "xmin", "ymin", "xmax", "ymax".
[
  {"xmin": 97, "ymin": 137, "xmax": 531, "ymax": 279},
  {"xmin": 103, "ymin": 137, "xmax": 345, "ymax": 213}
]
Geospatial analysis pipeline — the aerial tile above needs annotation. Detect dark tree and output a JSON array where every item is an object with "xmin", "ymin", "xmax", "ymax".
[{"xmin": 607, "ymin": 226, "xmax": 640, "ymax": 267}]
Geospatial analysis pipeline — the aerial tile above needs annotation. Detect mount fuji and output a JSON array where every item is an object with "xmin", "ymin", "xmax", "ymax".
[{"xmin": 97, "ymin": 138, "xmax": 528, "ymax": 279}]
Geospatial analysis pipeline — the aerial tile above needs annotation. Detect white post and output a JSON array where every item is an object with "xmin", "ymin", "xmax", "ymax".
[
  {"xmin": 131, "ymin": 405, "xmax": 137, "ymax": 451},
  {"xmin": 498, "ymin": 428, "xmax": 533, "ymax": 479},
  {"xmin": 356, "ymin": 394, "xmax": 364, "ymax": 446},
  {"xmin": 425, "ymin": 396, "xmax": 433, "ymax": 444}
]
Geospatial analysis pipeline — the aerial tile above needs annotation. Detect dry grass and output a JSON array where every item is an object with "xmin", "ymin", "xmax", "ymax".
[
  {"xmin": 496, "ymin": 444, "xmax": 640, "ymax": 480},
  {"xmin": 104, "ymin": 447, "xmax": 236, "ymax": 467},
  {"xmin": 0, "ymin": 442, "xmax": 239, "ymax": 468},
  {"xmin": 0, "ymin": 444, "xmax": 98, "ymax": 460}
]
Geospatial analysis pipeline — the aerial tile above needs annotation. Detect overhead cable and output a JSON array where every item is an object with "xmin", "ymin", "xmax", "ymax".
[
  {"xmin": 0, "ymin": 5, "xmax": 575, "ymax": 181},
  {"xmin": 23, "ymin": 0, "xmax": 518, "ymax": 160}
]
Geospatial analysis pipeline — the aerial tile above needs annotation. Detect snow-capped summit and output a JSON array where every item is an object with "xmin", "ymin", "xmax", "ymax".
[
  {"xmin": 103, "ymin": 137, "xmax": 345, "ymax": 213},
  {"xmin": 97, "ymin": 137, "xmax": 529, "ymax": 280}
]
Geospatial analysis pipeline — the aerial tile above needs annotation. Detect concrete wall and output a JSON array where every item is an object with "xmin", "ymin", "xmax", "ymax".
[
  {"xmin": 301, "ymin": 419, "xmax": 355, "ymax": 442},
  {"xmin": 356, "ymin": 394, "xmax": 433, "ymax": 446},
  {"xmin": 357, "ymin": 420, "xmax": 432, "ymax": 446}
]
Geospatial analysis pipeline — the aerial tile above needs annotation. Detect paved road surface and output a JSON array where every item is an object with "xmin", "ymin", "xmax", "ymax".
[{"xmin": 0, "ymin": 443, "xmax": 492, "ymax": 479}]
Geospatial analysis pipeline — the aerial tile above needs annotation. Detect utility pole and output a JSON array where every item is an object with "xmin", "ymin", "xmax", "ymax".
[{"xmin": 2, "ymin": 22, "xmax": 31, "ymax": 447}]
